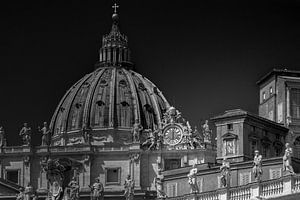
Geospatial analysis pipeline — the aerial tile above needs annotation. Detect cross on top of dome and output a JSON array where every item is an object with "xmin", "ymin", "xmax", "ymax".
[{"xmin": 112, "ymin": 3, "xmax": 119, "ymax": 14}]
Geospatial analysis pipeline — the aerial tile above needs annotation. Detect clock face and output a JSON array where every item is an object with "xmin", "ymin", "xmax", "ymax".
[{"xmin": 163, "ymin": 125, "xmax": 183, "ymax": 146}]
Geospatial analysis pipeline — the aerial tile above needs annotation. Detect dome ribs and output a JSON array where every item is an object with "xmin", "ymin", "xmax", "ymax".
[
  {"xmin": 91, "ymin": 69, "xmax": 112, "ymax": 127},
  {"xmin": 108, "ymin": 68, "xmax": 116, "ymax": 128},
  {"xmin": 50, "ymin": 75, "xmax": 90, "ymax": 134},
  {"xmin": 122, "ymin": 69, "xmax": 140, "ymax": 125},
  {"xmin": 134, "ymin": 73, "xmax": 162, "ymax": 129},
  {"xmin": 82, "ymin": 68, "xmax": 106, "ymax": 129},
  {"xmin": 64, "ymin": 74, "xmax": 94, "ymax": 133},
  {"xmin": 115, "ymin": 69, "xmax": 134, "ymax": 128}
]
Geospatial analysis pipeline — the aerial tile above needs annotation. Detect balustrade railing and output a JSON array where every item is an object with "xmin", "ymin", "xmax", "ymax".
[
  {"xmin": 293, "ymin": 174, "xmax": 300, "ymax": 193},
  {"xmin": 260, "ymin": 179, "xmax": 283, "ymax": 198},
  {"xmin": 197, "ymin": 190, "xmax": 219, "ymax": 200},
  {"xmin": 165, "ymin": 174, "xmax": 300, "ymax": 200},
  {"xmin": 229, "ymin": 185, "xmax": 251, "ymax": 200}
]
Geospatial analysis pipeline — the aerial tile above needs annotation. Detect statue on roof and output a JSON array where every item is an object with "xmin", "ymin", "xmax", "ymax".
[
  {"xmin": 220, "ymin": 158, "xmax": 230, "ymax": 187},
  {"xmin": 0, "ymin": 126, "xmax": 6, "ymax": 147},
  {"xmin": 191, "ymin": 126, "xmax": 204, "ymax": 149},
  {"xmin": 187, "ymin": 163, "xmax": 199, "ymax": 193},
  {"xmin": 202, "ymin": 120, "xmax": 212, "ymax": 143},
  {"xmin": 19, "ymin": 123, "xmax": 31, "ymax": 146},
  {"xmin": 132, "ymin": 120, "xmax": 143, "ymax": 143},
  {"xmin": 89, "ymin": 177, "xmax": 104, "ymax": 200},
  {"xmin": 162, "ymin": 106, "xmax": 181, "ymax": 125},
  {"xmin": 142, "ymin": 128, "xmax": 159, "ymax": 150},
  {"xmin": 252, "ymin": 150, "xmax": 263, "ymax": 181},
  {"xmin": 38, "ymin": 122, "xmax": 50, "ymax": 146},
  {"xmin": 124, "ymin": 175, "xmax": 135, "ymax": 200},
  {"xmin": 283, "ymin": 143, "xmax": 295, "ymax": 174}
]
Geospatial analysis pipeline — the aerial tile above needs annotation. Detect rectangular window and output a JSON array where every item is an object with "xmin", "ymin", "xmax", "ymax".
[
  {"xmin": 6, "ymin": 170, "xmax": 19, "ymax": 184},
  {"xmin": 263, "ymin": 92, "xmax": 266, "ymax": 101},
  {"xmin": 165, "ymin": 159, "xmax": 181, "ymax": 170},
  {"xmin": 290, "ymin": 88, "xmax": 300, "ymax": 119},
  {"xmin": 269, "ymin": 87, "xmax": 273, "ymax": 95},
  {"xmin": 166, "ymin": 182, "xmax": 177, "ymax": 197},
  {"xmin": 269, "ymin": 168, "xmax": 281, "ymax": 179},
  {"xmin": 239, "ymin": 172, "xmax": 251, "ymax": 185},
  {"xmin": 227, "ymin": 124, "xmax": 233, "ymax": 131},
  {"xmin": 105, "ymin": 168, "xmax": 121, "ymax": 185}
]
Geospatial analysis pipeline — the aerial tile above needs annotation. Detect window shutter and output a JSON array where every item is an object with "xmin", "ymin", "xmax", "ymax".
[{"xmin": 166, "ymin": 183, "xmax": 177, "ymax": 197}]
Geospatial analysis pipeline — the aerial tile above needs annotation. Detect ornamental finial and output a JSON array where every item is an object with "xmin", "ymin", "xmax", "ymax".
[{"xmin": 112, "ymin": 3, "xmax": 119, "ymax": 14}]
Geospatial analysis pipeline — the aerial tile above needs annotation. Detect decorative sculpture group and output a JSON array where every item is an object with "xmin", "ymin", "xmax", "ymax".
[
  {"xmin": 16, "ymin": 183, "xmax": 37, "ymax": 200},
  {"xmin": 141, "ymin": 106, "xmax": 212, "ymax": 151}
]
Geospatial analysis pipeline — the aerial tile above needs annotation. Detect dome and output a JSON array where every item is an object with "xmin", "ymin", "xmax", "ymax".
[{"xmin": 49, "ymin": 12, "xmax": 170, "ymax": 146}]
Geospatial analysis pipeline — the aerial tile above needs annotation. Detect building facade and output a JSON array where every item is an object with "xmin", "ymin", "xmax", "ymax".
[{"xmin": 1, "ymin": 6, "xmax": 300, "ymax": 200}]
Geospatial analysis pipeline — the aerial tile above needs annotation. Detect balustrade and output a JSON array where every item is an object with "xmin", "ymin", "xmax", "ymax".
[
  {"xmin": 260, "ymin": 179, "xmax": 283, "ymax": 198},
  {"xmin": 229, "ymin": 185, "xmax": 251, "ymax": 200}
]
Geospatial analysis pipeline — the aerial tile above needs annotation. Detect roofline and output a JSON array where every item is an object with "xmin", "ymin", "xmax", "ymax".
[
  {"xmin": 256, "ymin": 68, "xmax": 300, "ymax": 85},
  {"xmin": 210, "ymin": 109, "xmax": 288, "ymax": 132}
]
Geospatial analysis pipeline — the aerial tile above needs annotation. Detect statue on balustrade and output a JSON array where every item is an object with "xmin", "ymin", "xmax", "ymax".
[
  {"xmin": 89, "ymin": 177, "xmax": 104, "ymax": 200},
  {"xmin": 124, "ymin": 175, "xmax": 135, "ymax": 200},
  {"xmin": 68, "ymin": 177, "xmax": 80, "ymax": 200},
  {"xmin": 202, "ymin": 120, "xmax": 212, "ymax": 143},
  {"xmin": 252, "ymin": 150, "xmax": 263, "ymax": 181},
  {"xmin": 38, "ymin": 122, "xmax": 50, "ymax": 146},
  {"xmin": 187, "ymin": 163, "xmax": 199, "ymax": 193},
  {"xmin": 24, "ymin": 182, "xmax": 33, "ymax": 200},
  {"xmin": 0, "ymin": 126, "xmax": 6, "ymax": 147},
  {"xmin": 155, "ymin": 169, "xmax": 167, "ymax": 199},
  {"xmin": 19, "ymin": 123, "xmax": 31, "ymax": 146},
  {"xmin": 220, "ymin": 158, "xmax": 231, "ymax": 187},
  {"xmin": 132, "ymin": 120, "xmax": 143, "ymax": 143},
  {"xmin": 283, "ymin": 143, "xmax": 295, "ymax": 175}
]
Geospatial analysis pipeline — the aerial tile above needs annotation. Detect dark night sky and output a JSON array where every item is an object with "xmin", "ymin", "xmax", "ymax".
[{"xmin": 1, "ymin": 0, "xmax": 300, "ymax": 145}]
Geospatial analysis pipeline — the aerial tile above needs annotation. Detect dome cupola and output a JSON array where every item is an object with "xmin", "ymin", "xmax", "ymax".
[
  {"xmin": 97, "ymin": 3, "xmax": 133, "ymax": 69},
  {"xmin": 49, "ymin": 5, "xmax": 170, "ymax": 146}
]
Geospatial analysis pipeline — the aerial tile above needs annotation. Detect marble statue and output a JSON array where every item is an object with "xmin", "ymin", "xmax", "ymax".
[
  {"xmin": 155, "ymin": 170, "xmax": 167, "ymax": 199},
  {"xmin": 38, "ymin": 122, "xmax": 50, "ymax": 146},
  {"xmin": 142, "ymin": 130, "xmax": 157, "ymax": 150},
  {"xmin": 132, "ymin": 120, "xmax": 143, "ymax": 142},
  {"xmin": 202, "ymin": 120, "xmax": 212, "ymax": 143},
  {"xmin": 68, "ymin": 177, "xmax": 80, "ymax": 200},
  {"xmin": 24, "ymin": 182, "xmax": 33, "ymax": 200},
  {"xmin": 89, "ymin": 177, "xmax": 104, "ymax": 200},
  {"xmin": 187, "ymin": 163, "xmax": 199, "ymax": 193},
  {"xmin": 0, "ymin": 126, "xmax": 6, "ymax": 147},
  {"xmin": 220, "ymin": 158, "xmax": 230, "ymax": 187},
  {"xmin": 124, "ymin": 175, "xmax": 135, "ymax": 200},
  {"xmin": 252, "ymin": 150, "xmax": 263, "ymax": 181},
  {"xmin": 19, "ymin": 123, "xmax": 31, "ymax": 146},
  {"xmin": 283, "ymin": 143, "xmax": 295, "ymax": 174}
]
